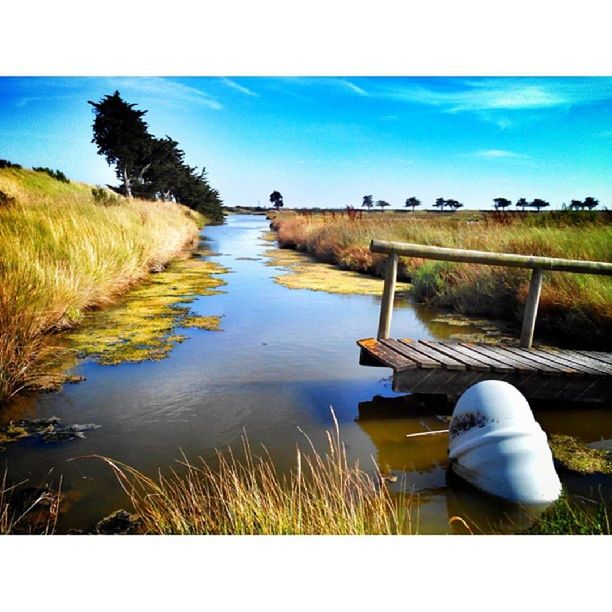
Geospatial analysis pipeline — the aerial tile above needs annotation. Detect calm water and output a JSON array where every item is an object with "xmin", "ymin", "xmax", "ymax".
[{"xmin": 2, "ymin": 215, "xmax": 611, "ymax": 533}]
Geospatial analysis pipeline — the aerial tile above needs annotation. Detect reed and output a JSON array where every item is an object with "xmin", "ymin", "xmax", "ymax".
[
  {"xmin": 271, "ymin": 211, "xmax": 612, "ymax": 347},
  {"xmin": 98, "ymin": 412, "xmax": 413, "ymax": 535},
  {"xmin": 0, "ymin": 167, "xmax": 205, "ymax": 403}
]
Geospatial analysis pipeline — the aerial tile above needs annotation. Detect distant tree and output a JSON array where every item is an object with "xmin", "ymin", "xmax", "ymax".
[
  {"xmin": 583, "ymin": 196, "xmax": 599, "ymax": 210},
  {"xmin": 376, "ymin": 199, "xmax": 390, "ymax": 211},
  {"xmin": 269, "ymin": 190, "xmax": 284, "ymax": 209},
  {"xmin": 569, "ymin": 199, "xmax": 584, "ymax": 210},
  {"xmin": 434, "ymin": 197, "xmax": 447, "ymax": 210},
  {"xmin": 530, "ymin": 198, "xmax": 550, "ymax": 212},
  {"xmin": 493, "ymin": 197, "xmax": 512, "ymax": 210},
  {"xmin": 362, "ymin": 195, "xmax": 374, "ymax": 209},
  {"xmin": 88, "ymin": 91, "xmax": 153, "ymax": 198},
  {"xmin": 516, "ymin": 197, "xmax": 528, "ymax": 211},
  {"xmin": 405, "ymin": 196, "xmax": 421, "ymax": 211},
  {"xmin": 447, "ymin": 199, "xmax": 463, "ymax": 210}
]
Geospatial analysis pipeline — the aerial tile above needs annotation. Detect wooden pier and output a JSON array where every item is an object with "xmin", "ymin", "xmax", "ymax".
[{"xmin": 358, "ymin": 241, "xmax": 612, "ymax": 403}]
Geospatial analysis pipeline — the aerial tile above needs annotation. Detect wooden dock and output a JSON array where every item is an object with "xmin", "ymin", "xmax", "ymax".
[
  {"xmin": 358, "ymin": 338, "xmax": 612, "ymax": 402},
  {"xmin": 358, "ymin": 240, "xmax": 612, "ymax": 403}
]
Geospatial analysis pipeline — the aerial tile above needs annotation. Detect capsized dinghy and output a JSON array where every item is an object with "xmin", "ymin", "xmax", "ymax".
[{"xmin": 448, "ymin": 380, "xmax": 561, "ymax": 504}]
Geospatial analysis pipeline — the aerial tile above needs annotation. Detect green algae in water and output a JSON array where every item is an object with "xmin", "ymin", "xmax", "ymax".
[
  {"xmin": 549, "ymin": 434, "xmax": 612, "ymax": 475},
  {"xmin": 65, "ymin": 254, "xmax": 227, "ymax": 365}
]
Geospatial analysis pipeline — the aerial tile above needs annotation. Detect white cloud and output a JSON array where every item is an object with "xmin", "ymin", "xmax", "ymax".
[
  {"xmin": 342, "ymin": 80, "xmax": 368, "ymax": 96},
  {"xmin": 105, "ymin": 77, "xmax": 222, "ymax": 110},
  {"xmin": 474, "ymin": 149, "xmax": 526, "ymax": 159},
  {"xmin": 221, "ymin": 78, "xmax": 258, "ymax": 97}
]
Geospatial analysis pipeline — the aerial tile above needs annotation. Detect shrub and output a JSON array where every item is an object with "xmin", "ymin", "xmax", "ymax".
[
  {"xmin": 32, "ymin": 167, "xmax": 70, "ymax": 183},
  {"xmin": 0, "ymin": 190, "xmax": 15, "ymax": 207},
  {"xmin": 0, "ymin": 159, "xmax": 22, "ymax": 169},
  {"xmin": 91, "ymin": 186, "xmax": 121, "ymax": 206}
]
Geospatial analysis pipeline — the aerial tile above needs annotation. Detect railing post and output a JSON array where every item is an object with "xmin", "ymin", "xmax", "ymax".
[
  {"xmin": 520, "ymin": 268, "xmax": 543, "ymax": 349},
  {"xmin": 377, "ymin": 253, "xmax": 398, "ymax": 339}
]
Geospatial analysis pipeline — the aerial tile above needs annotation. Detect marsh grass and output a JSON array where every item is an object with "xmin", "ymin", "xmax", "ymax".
[
  {"xmin": 98, "ymin": 413, "xmax": 413, "ymax": 535},
  {"xmin": 0, "ymin": 472, "xmax": 60, "ymax": 535},
  {"xmin": 0, "ymin": 167, "xmax": 205, "ymax": 402},
  {"xmin": 272, "ymin": 211, "xmax": 612, "ymax": 347}
]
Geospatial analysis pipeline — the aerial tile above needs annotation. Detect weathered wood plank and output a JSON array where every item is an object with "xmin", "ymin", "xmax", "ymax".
[
  {"xmin": 427, "ymin": 341, "xmax": 491, "ymax": 372},
  {"xmin": 526, "ymin": 348, "xmax": 605, "ymax": 376},
  {"xmin": 471, "ymin": 343, "xmax": 538, "ymax": 374},
  {"xmin": 357, "ymin": 338, "xmax": 416, "ymax": 371},
  {"xmin": 381, "ymin": 339, "xmax": 440, "ymax": 369},
  {"xmin": 439, "ymin": 341, "xmax": 514, "ymax": 373},
  {"xmin": 575, "ymin": 351, "xmax": 612, "ymax": 366},
  {"xmin": 401, "ymin": 339, "xmax": 466, "ymax": 370},
  {"xmin": 556, "ymin": 350, "xmax": 612, "ymax": 375},
  {"xmin": 482, "ymin": 345, "xmax": 564, "ymax": 375},
  {"xmin": 501, "ymin": 346, "xmax": 579, "ymax": 375}
]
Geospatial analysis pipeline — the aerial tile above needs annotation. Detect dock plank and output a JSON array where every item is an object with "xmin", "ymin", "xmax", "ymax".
[
  {"xmin": 401, "ymin": 339, "xmax": 466, "ymax": 370},
  {"xmin": 526, "ymin": 348, "xmax": 606, "ymax": 376},
  {"xmin": 455, "ymin": 343, "xmax": 515, "ymax": 373},
  {"xmin": 357, "ymin": 338, "xmax": 416, "ymax": 371},
  {"xmin": 479, "ymin": 345, "xmax": 564, "ymax": 375},
  {"xmin": 381, "ymin": 339, "xmax": 440, "ymax": 368},
  {"xmin": 556, "ymin": 350, "xmax": 612, "ymax": 375},
  {"xmin": 470, "ymin": 344, "xmax": 538, "ymax": 374},
  {"xmin": 500, "ymin": 346, "xmax": 579, "ymax": 375},
  {"xmin": 430, "ymin": 342, "xmax": 491, "ymax": 372}
]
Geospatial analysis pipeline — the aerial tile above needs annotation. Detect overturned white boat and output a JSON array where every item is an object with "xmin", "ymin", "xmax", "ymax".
[{"xmin": 448, "ymin": 380, "xmax": 562, "ymax": 504}]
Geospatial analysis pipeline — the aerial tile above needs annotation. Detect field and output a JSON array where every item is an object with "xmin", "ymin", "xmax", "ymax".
[
  {"xmin": 271, "ymin": 210, "xmax": 612, "ymax": 348},
  {"xmin": 0, "ymin": 167, "xmax": 205, "ymax": 404}
]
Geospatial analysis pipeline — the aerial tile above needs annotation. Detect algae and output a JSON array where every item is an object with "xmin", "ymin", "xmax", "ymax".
[
  {"xmin": 264, "ymin": 246, "xmax": 411, "ymax": 296},
  {"xmin": 549, "ymin": 433, "xmax": 612, "ymax": 475},
  {"xmin": 64, "ymin": 252, "xmax": 227, "ymax": 366}
]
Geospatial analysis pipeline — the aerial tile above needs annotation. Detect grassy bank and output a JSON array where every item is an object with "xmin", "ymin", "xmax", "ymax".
[
  {"xmin": 0, "ymin": 167, "xmax": 205, "ymax": 404},
  {"xmin": 271, "ymin": 211, "xmax": 612, "ymax": 348}
]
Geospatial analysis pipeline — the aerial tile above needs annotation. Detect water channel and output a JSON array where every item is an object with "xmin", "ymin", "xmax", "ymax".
[{"xmin": 2, "ymin": 215, "xmax": 611, "ymax": 533}]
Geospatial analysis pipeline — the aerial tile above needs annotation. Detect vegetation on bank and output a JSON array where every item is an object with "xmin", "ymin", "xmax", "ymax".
[
  {"xmin": 0, "ymin": 166, "xmax": 206, "ymax": 404},
  {"xmin": 271, "ymin": 211, "xmax": 612, "ymax": 348}
]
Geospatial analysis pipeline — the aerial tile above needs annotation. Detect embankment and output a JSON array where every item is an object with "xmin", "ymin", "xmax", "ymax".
[
  {"xmin": 0, "ymin": 167, "xmax": 205, "ymax": 403},
  {"xmin": 271, "ymin": 211, "xmax": 612, "ymax": 348}
]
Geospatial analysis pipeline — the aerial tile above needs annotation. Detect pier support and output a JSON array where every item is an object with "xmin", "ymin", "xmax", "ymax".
[
  {"xmin": 520, "ymin": 268, "xmax": 543, "ymax": 349},
  {"xmin": 377, "ymin": 253, "xmax": 398, "ymax": 340}
]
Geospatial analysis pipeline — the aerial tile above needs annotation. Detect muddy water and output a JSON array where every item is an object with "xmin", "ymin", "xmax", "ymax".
[{"xmin": 2, "ymin": 215, "xmax": 611, "ymax": 533}]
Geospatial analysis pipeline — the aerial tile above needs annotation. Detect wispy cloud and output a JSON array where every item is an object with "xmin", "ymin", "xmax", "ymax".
[
  {"xmin": 379, "ymin": 78, "xmax": 612, "ymax": 113},
  {"xmin": 473, "ymin": 149, "xmax": 527, "ymax": 159},
  {"xmin": 221, "ymin": 78, "xmax": 258, "ymax": 97},
  {"xmin": 105, "ymin": 77, "xmax": 222, "ymax": 110},
  {"xmin": 342, "ymin": 80, "xmax": 368, "ymax": 96}
]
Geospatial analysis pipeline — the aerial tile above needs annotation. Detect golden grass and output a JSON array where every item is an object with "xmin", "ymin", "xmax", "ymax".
[
  {"xmin": 0, "ymin": 167, "xmax": 205, "ymax": 403},
  {"xmin": 98, "ymin": 412, "xmax": 413, "ymax": 535},
  {"xmin": 271, "ymin": 211, "xmax": 612, "ymax": 347}
]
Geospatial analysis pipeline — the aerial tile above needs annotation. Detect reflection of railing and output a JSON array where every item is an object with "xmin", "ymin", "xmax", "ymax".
[{"xmin": 370, "ymin": 240, "xmax": 612, "ymax": 348}]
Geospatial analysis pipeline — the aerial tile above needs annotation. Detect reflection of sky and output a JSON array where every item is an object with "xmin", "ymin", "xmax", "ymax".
[{"xmin": 1, "ymin": 77, "xmax": 612, "ymax": 208}]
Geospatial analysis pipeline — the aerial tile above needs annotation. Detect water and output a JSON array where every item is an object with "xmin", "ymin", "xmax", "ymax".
[{"xmin": 2, "ymin": 215, "xmax": 610, "ymax": 533}]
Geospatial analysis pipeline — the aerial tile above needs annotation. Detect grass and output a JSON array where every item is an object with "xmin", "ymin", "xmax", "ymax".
[
  {"xmin": 98, "ymin": 412, "xmax": 413, "ymax": 535},
  {"xmin": 271, "ymin": 210, "xmax": 612, "ymax": 347},
  {"xmin": 0, "ymin": 167, "xmax": 206, "ymax": 404}
]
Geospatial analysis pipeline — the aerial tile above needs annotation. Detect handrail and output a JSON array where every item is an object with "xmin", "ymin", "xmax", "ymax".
[{"xmin": 370, "ymin": 240, "xmax": 612, "ymax": 348}]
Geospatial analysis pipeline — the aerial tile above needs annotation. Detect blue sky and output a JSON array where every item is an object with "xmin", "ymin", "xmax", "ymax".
[{"xmin": 1, "ymin": 76, "xmax": 611, "ymax": 209}]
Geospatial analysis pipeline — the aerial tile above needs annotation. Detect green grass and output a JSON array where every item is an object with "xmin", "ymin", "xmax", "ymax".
[
  {"xmin": 0, "ymin": 167, "xmax": 205, "ymax": 404},
  {"xmin": 525, "ymin": 495, "xmax": 610, "ymax": 535},
  {"xmin": 271, "ymin": 211, "xmax": 612, "ymax": 347}
]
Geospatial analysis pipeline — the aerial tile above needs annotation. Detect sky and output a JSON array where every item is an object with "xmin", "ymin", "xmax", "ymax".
[{"xmin": 1, "ymin": 76, "xmax": 611, "ymax": 209}]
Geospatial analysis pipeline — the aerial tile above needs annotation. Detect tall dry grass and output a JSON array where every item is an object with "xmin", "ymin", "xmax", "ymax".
[
  {"xmin": 0, "ymin": 167, "xmax": 204, "ymax": 403},
  {"xmin": 271, "ymin": 211, "xmax": 612, "ymax": 347},
  {"xmin": 99, "ymin": 413, "xmax": 412, "ymax": 535}
]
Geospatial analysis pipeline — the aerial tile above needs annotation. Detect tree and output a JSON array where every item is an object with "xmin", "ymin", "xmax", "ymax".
[
  {"xmin": 434, "ymin": 197, "xmax": 446, "ymax": 210},
  {"xmin": 516, "ymin": 197, "xmax": 528, "ymax": 211},
  {"xmin": 376, "ymin": 199, "xmax": 390, "ymax": 211},
  {"xmin": 584, "ymin": 196, "xmax": 599, "ymax": 210},
  {"xmin": 446, "ymin": 199, "xmax": 463, "ymax": 210},
  {"xmin": 269, "ymin": 190, "xmax": 284, "ymax": 209},
  {"xmin": 405, "ymin": 196, "xmax": 421, "ymax": 211},
  {"xmin": 569, "ymin": 199, "xmax": 584, "ymax": 210},
  {"xmin": 362, "ymin": 195, "xmax": 373, "ymax": 209},
  {"xmin": 530, "ymin": 198, "xmax": 550, "ymax": 212},
  {"xmin": 493, "ymin": 197, "xmax": 512, "ymax": 210},
  {"xmin": 89, "ymin": 91, "xmax": 153, "ymax": 198}
]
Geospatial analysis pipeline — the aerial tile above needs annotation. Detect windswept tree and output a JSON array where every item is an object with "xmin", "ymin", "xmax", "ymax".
[
  {"xmin": 376, "ymin": 199, "xmax": 390, "ymax": 212},
  {"xmin": 516, "ymin": 197, "xmax": 528, "ymax": 211},
  {"xmin": 405, "ymin": 196, "xmax": 421, "ymax": 212},
  {"xmin": 362, "ymin": 195, "xmax": 374, "ymax": 209},
  {"xmin": 434, "ymin": 197, "xmax": 446, "ymax": 210},
  {"xmin": 569, "ymin": 199, "xmax": 584, "ymax": 210},
  {"xmin": 530, "ymin": 198, "xmax": 550, "ymax": 212},
  {"xmin": 493, "ymin": 197, "xmax": 512, "ymax": 210},
  {"xmin": 89, "ymin": 91, "xmax": 153, "ymax": 198},
  {"xmin": 584, "ymin": 196, "xmax": 599, "ymax": 210},
  {"xmin": 269, "ymin": 190, "xmax": 284, "ymax": 209},
  {"xmin": 447, "ymin": 199, "xmax": 463, "ymax": 210}
]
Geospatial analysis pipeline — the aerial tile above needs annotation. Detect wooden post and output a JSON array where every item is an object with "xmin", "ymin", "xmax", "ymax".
[
  {"xmin": 377, "ymin": 253, "xmax": 398, "ymax": 339},
  {"xmin": 520, "ymin": 268, "xmax": 543, "ymax": 349}
]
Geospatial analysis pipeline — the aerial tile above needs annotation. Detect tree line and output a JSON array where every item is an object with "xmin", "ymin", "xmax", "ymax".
[{"xmin": 89, "ymin": 91, "xmax": 223, "ymax": 222}]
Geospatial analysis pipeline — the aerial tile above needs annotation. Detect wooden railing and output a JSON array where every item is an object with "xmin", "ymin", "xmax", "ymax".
[{"xmin": 370, "ymin": 240, "xmax": 612, "ymax": 348}]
